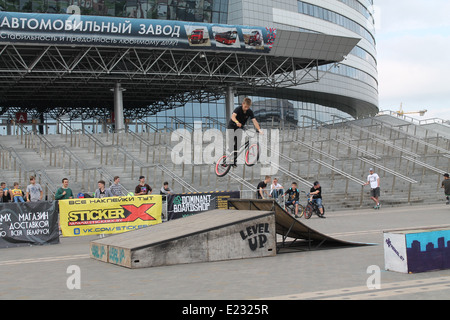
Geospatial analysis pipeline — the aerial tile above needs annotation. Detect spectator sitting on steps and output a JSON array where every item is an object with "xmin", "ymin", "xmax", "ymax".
[{"xmin": 11, "ymin": 182, "xmax": 25, "ymax": 203}]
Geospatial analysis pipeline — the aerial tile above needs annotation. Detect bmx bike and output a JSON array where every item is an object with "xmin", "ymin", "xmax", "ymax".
[
  {"xmin": 283, "ymin": 194, "xmax": 305, "ymax": 219},
  {"xmin": 215, "ymin": 128, "xmax": 260, "ymax": 177},
  {"xmin": 301, "ymin": 191, "xmax": 326, "ymax": 219}
]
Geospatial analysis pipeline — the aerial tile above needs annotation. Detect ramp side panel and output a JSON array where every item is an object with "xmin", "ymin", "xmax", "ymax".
[
  {"xmin": 91, "ymin": 209, "xmax": 277, "ymax": 269},
  {"xmin": 108, "ymin": 246, "xmax": 132, "ymax": 268},
  {"xmin": 206, "ymin": 214, "xmax": 276, "ymax": 262},
  {"xmin": 90, "ymin": 242, "xmax": 108, "ymax": 263},
  {"xmin": 131, "ymin": 232, "xmax": 209, "ymax": 268},
  {"xmin": 91, "ymin": 209, "xmax": 272, "ymax": 250},
  {"xmin": 129, "ymin": 214, "xmax": 276, "ymax": 269}
]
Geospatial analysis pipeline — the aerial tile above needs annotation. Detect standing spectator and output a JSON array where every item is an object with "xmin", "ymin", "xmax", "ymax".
[
  {"xmin": 270, "ymin": 178, "xmax": 284, "ymax": 200},
  {"xmin": 442, "ymin": 173, "xmax": 450, "ymax": 205},
  {"xmin": 256, "ymin": 175, "xmax": 271, "ymax": 199},
  {"xmin": 26, "ymin": 176, "xmax": 43, "ymax": 202},
  {"xmin": 55, "ymin": 178, "xmax": 74, "ymax": 200},
  {"xmin": 135, "ymin": 176, "xmax": 152, "ymax": 195},
  {"xmin": 1, "ymin": 182, "xmax": 11, "ymax": 202},
  {"xmin": 109, "ymin": 176, "xmax": 123, "ymax": 197},
  {"xmin": 95, "ymin": 180, "xmax": 113, "ymax": 198},
  {"xmin": 364, "ymin": 168, "xmax": 381, "ymax": 209},
  {"xmin": 11, "ymin": 182, "xmax": 25, "ymax": 203}
]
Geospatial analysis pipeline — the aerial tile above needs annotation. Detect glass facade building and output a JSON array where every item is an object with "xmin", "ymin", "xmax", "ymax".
[
  {"xmin": 231, "ymin": 0, "xmax": 379, "ymax": 125},
  {"xmin": 0, "ymin": 0, "xmax": 378, "ymax": 127},
  {"xmin": 0, "ymin": 0, "xmax": 229, "ymax": 23},
  {"xmin": 154, "ymin": 0, "xmax": 379, "ymax": 127}
]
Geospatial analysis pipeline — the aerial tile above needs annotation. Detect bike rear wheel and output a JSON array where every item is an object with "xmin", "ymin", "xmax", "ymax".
[
  {"xmin": 215, "ymin": 154, "xmax": 231, "ymax": 177},
  {"xmin": 245, "ymin": 143, "xmax": 260, "ymax": 166}
]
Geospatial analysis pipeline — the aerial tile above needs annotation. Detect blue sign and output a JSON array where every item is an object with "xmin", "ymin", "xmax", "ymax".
[{"xmin": 0, "ymin": 11, "xmax": 276, "ymax": 52}]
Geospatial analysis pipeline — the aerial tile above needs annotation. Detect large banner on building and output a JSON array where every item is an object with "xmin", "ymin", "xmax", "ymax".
[
  {"xmin": 167, "ymin": 191, "xmax": 240, "ymax": 220},
  {"xmin": 0, "ymin": 201, "xmax": 59, "ymax": 248},
  {"xmin": 0, "ymin": 12, "xmax": 276, "ymax": 53},
  {"xmin": 59, "ymin": 195, "xmax": 162, "ymax": 237}
]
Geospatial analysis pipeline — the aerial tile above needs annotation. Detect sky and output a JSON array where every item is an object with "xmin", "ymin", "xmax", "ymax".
[{"xmin": 374, "ymin": 0, "xmax": 450, "ymax": 120}]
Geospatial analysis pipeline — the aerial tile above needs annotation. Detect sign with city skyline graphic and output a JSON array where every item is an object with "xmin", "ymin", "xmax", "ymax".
[{"xmin": 384, "ymin": 226, "xmax": 450, "ymax": 274}]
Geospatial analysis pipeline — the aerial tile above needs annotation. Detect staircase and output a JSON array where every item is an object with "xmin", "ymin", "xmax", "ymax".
[{"xmin": 0, "ymin": 113, "xmax": 448, "ymax": 212}]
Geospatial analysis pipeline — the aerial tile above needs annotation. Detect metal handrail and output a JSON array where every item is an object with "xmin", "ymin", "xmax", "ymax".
[
  {"xmin": 402, "ymin": 156, "xmax": 447, "ymax": 175},
  {"xmin": 106, "ymin": 126, "xmax": 198, "ymax": 193},
  {"xmin": 378, "ymin": 110, "xmax": 450, "ymax": 126},
  {"xmin": 313, "ymin": 159, "xmax": 365, "ymax": 186},
  {"xmin": 370, "ymin": 117, "xmax": 450, "ymax": 153},
  {"xmin": 358, "ymin": 157, "xmax": 418, "ymax": 184},
  {"xmin": 227, "ymin": 171, "xmax": 256, "ymax": 191},
  {"xmin": 332, "ymin": 138, "xmax": 381, "ymax": 160},
  {"xmin": 270, "ymin": 161, "xmax": 313, "ymax": 189}
]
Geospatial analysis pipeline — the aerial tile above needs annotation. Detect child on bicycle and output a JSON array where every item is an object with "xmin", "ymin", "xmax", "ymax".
[
  {"xmin": 284, "ymin": 182, "xmax": 301, "ymax": 218},
  {"xmin": 310, "ymin": 181, "xmax": 325, "ymax": 217},
  {"xmin": 227, "ymin": 97, "xmax": 262, "ymax": 166}
]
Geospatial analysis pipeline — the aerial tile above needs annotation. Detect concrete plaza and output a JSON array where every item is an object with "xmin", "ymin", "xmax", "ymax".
[{"xmin": 0, "ymin": 203, "xmax": 449, "ymax": 300}]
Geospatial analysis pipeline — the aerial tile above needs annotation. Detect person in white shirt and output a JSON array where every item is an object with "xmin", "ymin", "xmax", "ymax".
[
  {"xmin": 364, "ymin": 168, "xmax": 381, "ymax": 209},
  {"xmin": 270, "ymin": 178, "xmax": 284, "ymax": 200}
]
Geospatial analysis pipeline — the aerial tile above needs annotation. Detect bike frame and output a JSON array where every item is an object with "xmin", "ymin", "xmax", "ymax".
[
  {"xmin": 215, "ymin": 128, "xmax": 260, "ymax": 177},
  {"xmin": 227, "ymin": 128, "xmax": 257, "ymax": 159}
]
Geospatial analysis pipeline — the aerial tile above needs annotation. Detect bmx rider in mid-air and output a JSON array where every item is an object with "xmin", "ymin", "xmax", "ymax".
[{"xmin": 227, "ymin": 97, "xmax": 262, "ymax": 167}]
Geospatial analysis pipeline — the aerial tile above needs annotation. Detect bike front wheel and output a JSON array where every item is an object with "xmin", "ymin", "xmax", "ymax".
[
  {"xmin": 245, "ymin": 143, "xmax": 260, "ymax": 166},
  {"xmin": 298, "ymin": 204, "xmax": 305, "ymax": 218},
  {"xmin": 304, "ymin": 204, "xmax": 314, "ymax": 219},
  {"xmin": 215, "ymin": 154, "xmax": 232, "ymax": 177},
  {"xmin": 297, "ymin": 204, "xmax": 305, "ymax": 218}
]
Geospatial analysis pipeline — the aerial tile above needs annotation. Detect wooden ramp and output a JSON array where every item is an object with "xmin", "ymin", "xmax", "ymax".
[
  {"xmin": 90, "ymin": 209, "xmax": 277, "ymax": 269},
  {"xmin": 227, "ymin": 199, "xmax": 368, "ymax": 250}
]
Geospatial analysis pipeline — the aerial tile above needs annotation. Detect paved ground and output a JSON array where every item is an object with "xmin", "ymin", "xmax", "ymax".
[{"xmin": 0, "ymin": 203, "xmax": 449, "ymax": 301}]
